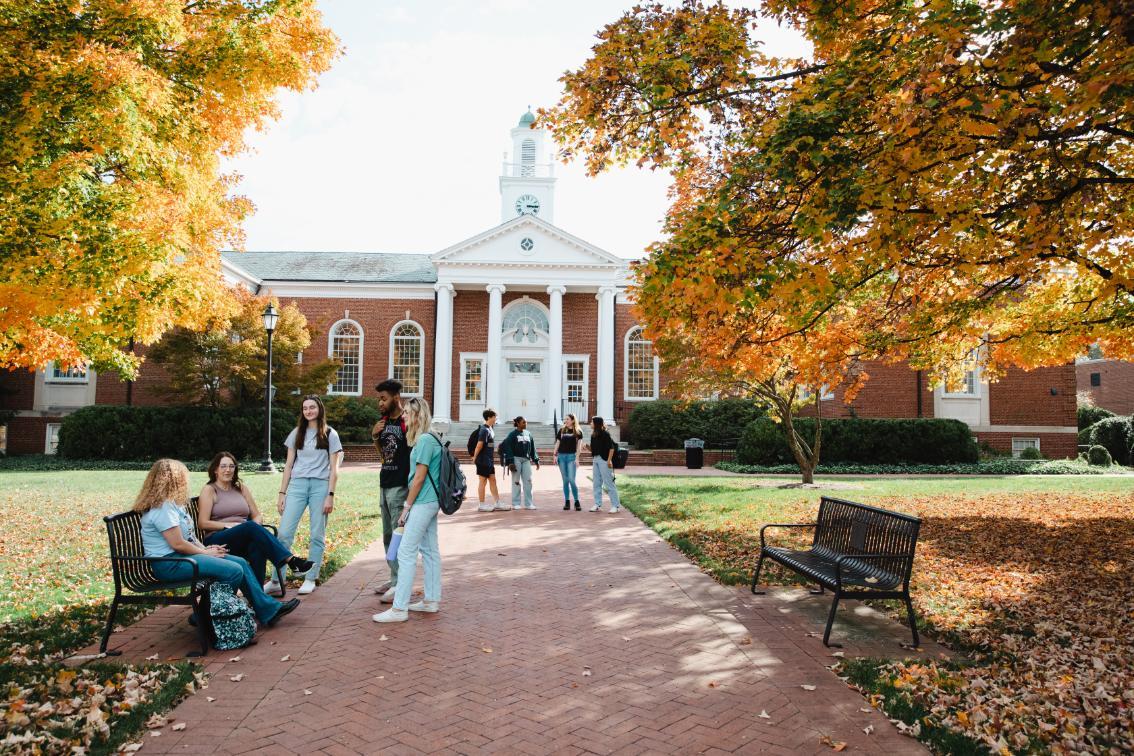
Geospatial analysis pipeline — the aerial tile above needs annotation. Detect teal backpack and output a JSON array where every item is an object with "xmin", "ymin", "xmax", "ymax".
[{"xmin": 208, "ymin": 583, "xmax": 257, "ymax": 650}]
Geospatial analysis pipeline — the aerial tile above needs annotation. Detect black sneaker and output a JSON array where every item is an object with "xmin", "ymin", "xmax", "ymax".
[
  {"xmin": 268, "ymin": 598, "xmax": 300, "ymax": 627},
  {"xmin": 287, "ymin": 556, "xmax": 314, "ymax": 575},
  {"xmin": 563, "ymin": 501, "xmax": 571, "ymax": 510}
]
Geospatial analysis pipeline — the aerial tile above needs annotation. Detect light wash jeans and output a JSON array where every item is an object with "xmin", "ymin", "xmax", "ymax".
[
  {"xmin": 510, "ymin": 458, "xmax": 535, "ymax": 508},
  {"xmin": 278, "ymin": 477, "xmax": 329, "ymax": 580},
  {"xmin": 380, "ymin": 485, "xmax": 408, "ymax": 587},
  {"xmin": 153, "ymin": 554, "xmax": 282, "ymax": 624},
  {"xmin": 592, "ymin": 458, "xmax": 621, "ymax": 511},
  {"xmin": 557, "ymin": 453, "xmax": 579, "ymax": 501},
  {"xmin": 392, "ymin": 500, "xmax": 441, "ymax": 610}
]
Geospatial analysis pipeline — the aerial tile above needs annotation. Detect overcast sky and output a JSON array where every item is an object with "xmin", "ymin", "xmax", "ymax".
[{"xmin": 224, "ymin": 1, "xmax": 807, "ymax": 260}]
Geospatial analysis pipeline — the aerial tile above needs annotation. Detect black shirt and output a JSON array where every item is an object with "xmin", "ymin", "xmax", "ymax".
[
  {"xmin": 589, "ymin": 430, "xmax": 616, "ymax": 462},
  {"xmin": 377, "ymin": 414, "xmax": 411, "ymax": 488},
  {"xmin": 476, "ymin": 425, "xmax": 495, "ymax": 464},
  {"xmin": 556, "ymin": 428, "xmax": 580, "ymax": 454}
]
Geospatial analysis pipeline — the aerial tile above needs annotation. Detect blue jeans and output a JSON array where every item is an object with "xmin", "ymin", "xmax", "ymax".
[
  {"xmin": 279, "ymin": 477, "xmax": 329, "ymax": 580},
  {"xmin": 153, "ymin": 554, "xmax": 282, "ymax": 624},
  {"xmin": 204, "ymin": 521, "xmax": 290, "ymax": 585},
  {"xmin": 510, "ymin": 458, "xmax": 535, "ymax": 508},
  {"xmin": 593, "ymin": 458, "xmax": 621, "ymax": 511},
  {"xmin": 557, "ymin": 453, "xmax": 579, "ymax": 501},
  {"xmin": 392, "ymin": 500, "xmax": 441, "ymax": 610}
]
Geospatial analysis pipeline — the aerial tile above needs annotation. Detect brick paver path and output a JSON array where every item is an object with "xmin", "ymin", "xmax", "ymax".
[{"xmin": 95, "ymin": 467, "xmax": 930, "ymax": 754}]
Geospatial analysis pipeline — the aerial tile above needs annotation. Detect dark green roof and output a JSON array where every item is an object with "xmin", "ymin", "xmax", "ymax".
[
  {"xmin": 518, "ymin": 110, "xmax": 536, "ymax": 127},
  {"xmin": 223, "ymin": 251, "xmax": 436, "ymax": 284}
]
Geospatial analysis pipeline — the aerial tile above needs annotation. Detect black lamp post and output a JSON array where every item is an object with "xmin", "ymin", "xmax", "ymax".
[{"xmin": 258, "ymin": 303, "xmax": 279, "ymax": 473}]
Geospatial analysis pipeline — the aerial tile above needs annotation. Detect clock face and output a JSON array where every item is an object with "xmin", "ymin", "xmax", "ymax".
[{"xmin": 515, "ymin": 194, "xmax": 540, "ymax": 216}]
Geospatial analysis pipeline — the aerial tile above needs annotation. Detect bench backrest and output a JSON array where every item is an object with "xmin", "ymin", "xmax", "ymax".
[
  {"xmin": 813, "ymin": 497, "xmax": 920, "ymax": 584},
  {"xmin": 104, "ymin": 498, "xmax": 207, "ymax": 593}
]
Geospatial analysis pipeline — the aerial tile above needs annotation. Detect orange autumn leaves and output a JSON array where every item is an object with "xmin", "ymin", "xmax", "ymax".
[{"xmin": 0, "ymin": 0, "xmax": 339, "ymax": 378}]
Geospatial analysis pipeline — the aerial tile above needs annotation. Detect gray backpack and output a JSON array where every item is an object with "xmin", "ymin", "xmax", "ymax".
[
  {"xmin": 426, "ymin": 432, "xmax": 467, "ymax": 515},
  {"xmin": 208, "ymin": 582, "xmax": 257, "ymax": 650}
]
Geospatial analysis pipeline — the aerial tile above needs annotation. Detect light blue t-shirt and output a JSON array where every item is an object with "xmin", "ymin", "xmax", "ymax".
[
  {"xmin": 410, "ymin": 433, "xmax": 443, "ymax": 506},
  {"xmin": 284, "ymin": 426, "xmax": 343, "ymax": 480},
  {"xmin": 140, "ymin": 500, "xmax": 198, "ymax": 558}
]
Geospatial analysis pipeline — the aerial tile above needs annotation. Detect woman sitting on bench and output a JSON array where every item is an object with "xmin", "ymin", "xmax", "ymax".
[
  {"xmin": 135, "ymin": 458, "xmax": 300, "ymax": 628},
  {"xmin": 197, "ymin": 452, "xmax": 313, "ymax": 596}
]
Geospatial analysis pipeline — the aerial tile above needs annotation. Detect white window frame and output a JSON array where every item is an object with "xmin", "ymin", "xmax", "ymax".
[
  {"xmin": 45, "ymin": 423, "xmax": 62, "ymax": 455},
  {"xmin": 327, "ymin": 318, "xmax": 364, "ymax": 396},
  {"xmin": 462, "ymin": 354, "xmax": 485, "ymax": 404},
  {"xmin": 942, "ymin": 350, "xmax": 981, "ymax": 398},
  {"xmin": 388, "ymin": 320, "xmax": 425, "ymax": 398},
  {"xmin": 799, "ymin": 384, "xmax": 835, "ymax": 401},
  {"xmin": 1011, "ymin": 437, "xmax": 1040, "ymax": 458},
  {"xmin": 623, "ymin": 326, "xmax": 659, "ymax": 401},
  {"xmin": 46, "ymin": 362, "xmax": 88, "ymax": 384}
]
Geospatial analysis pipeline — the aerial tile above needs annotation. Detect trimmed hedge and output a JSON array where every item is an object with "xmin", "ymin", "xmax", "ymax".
[
  {"xmin": 57, "ymin": 405, "xmax": 294, "ymax": 461},
  {"xmin": 320, "ymin": 396, "xmax": 382, "ymax": 444},
  {"xmin": 1078, "ymin": 405, "xmax": 1114, "ymax": 430},
  {"xmin": 737, "ymin": 417, "xmax": 979, "ymax": 466},
  {"xmin": 626, "ymin": 399, "xmax": 764, "ymax": 449},
  {"xmin": 716, "ymin": 459, "xmax": 1112, "ymax": 475},
  {"xmin": 1082, "ymin": 415, "xmax": 1132, "ymax": 466}
]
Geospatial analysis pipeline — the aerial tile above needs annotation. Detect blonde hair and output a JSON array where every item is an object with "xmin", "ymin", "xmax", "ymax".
[
  {"xmin": 133, "ymin": 459, "xmax": 191, "ymax": 513},
  {"xmin": 403, "ymin": 397, "xmax": 433, "ymax": 447}
]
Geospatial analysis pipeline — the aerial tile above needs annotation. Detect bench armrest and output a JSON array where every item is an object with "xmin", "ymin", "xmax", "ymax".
[
  {"xmin": 759, "ymin": 522, "xmax": 817, "ymax": 549},
  {"xmin": 112, "ymin": 555, "xmax": 202, "ymax": 582}
]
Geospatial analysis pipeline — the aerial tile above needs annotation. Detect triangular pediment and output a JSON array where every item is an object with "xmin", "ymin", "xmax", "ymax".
[{"xmin": 432, "ymin": 216, "xmax": 626, "ymax": 269}]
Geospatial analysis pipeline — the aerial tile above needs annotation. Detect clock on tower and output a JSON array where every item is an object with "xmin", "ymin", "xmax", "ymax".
[{"xmin": 514, "ymin": 194, "xmax": 540, "ymax": 216}]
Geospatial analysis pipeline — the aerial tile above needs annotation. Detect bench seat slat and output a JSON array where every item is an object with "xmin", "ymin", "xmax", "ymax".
[{"xmin": 764, "ymin": 547, "xmax": 902, "ymax": 590}]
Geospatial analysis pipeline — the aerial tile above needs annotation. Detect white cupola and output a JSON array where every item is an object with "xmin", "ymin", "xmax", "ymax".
[{"xmin": 499, "ymin": 108, "xmax": 556, "ymax": 223}]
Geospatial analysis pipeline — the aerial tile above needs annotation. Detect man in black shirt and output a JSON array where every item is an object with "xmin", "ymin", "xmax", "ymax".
[
  {"xmin": 372, "ymin": 379, "xmax": 411, "ymax": 601},
  {"xmin": 585, "ymin": 416, "xmax": 622, "ymax": 513},
  {"xmin": 473, "ymin": 409, "xmax": 504, "ymax": 511}
]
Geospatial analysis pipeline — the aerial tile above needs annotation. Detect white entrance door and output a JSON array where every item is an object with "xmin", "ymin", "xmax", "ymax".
[{"xmin": 505, "ymin": 360, "xmax": 543, "ymax": 421}]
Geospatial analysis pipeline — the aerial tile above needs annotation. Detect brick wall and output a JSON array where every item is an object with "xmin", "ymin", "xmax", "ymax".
[
  {"xmin": 797, "ymin": 361, "xmax": 935, "ymax": 420},
  {"xmin": 95, "ymin": 345, "xmax": 176, "ymax": 406},
  {"xmin": 972, "ymin": 431, "xmax": 1078, "ymax": 460},
  {"xmin": 989, "ymin": 365, "xmax": 1076, "ymax": 426},
  {"xmin": 1076, "ymin": 360, "xmax": 1134, "ymax": 416},
  {"xmin": 0, "ymin": 369, "xmax": 36, "ymax": 411},
  {"xmin": 450, "ymin": 289, "xmax": 490, "ymax": 415},
  {"xmin": 6, "ymin": 415, "xmax": 56, "ymax": 455}
]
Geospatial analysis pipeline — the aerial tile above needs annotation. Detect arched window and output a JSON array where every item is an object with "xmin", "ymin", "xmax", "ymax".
[
  {"xmin": 624, "ymin": 326, "xmax": 658, "ymax": 400},
  {"xmin": 520, "ymin": 138, "xmax": 536, "ymax": 176},
  {"xmin": 502, "ymin": 300, "xmax": 549, "ymax": 344},
  {"xmin": 390, "ymin": 321, "xmax": 424, "ymax": 396},
  {"xmin": 329, "ymin": 320, "xmax": 363, "ymax": 395}
]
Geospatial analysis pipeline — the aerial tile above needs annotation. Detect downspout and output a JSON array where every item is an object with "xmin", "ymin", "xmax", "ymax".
[
  {"xmin": 915, "ymin": 369, "xmax": 923, "ymax": 418},
  {"xmin": 126, "ymin": 338, "xmax": 135, "ymax": 406},
  {"xmin": 433, "ymin": 285, "xmax": 439, "ymax": 411}
]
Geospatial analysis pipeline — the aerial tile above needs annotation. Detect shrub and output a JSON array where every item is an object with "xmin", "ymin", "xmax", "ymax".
[
  {"xmin": 736, "ymin": 417, "xmax": 979, "ymax": 466},
  {"xmin": 319, "ymin": 396, "xmax": 383, "ymax": 443},
  {"xmin": 626, "ymin": 399, "xmax": 764, "ymax": 449},
  {"xmin": 716, "ymin": 458, "xmax": 1109, "ymax": 475},
  {"xmin": 57, "ymin": 405, "xmax": 294, "ymax": 461},
  {"xmin": 1019, "ymin": 446, "xmax": 1043, "ymax": 460},
  {"xmin": 1086, "ymin": 445, "xmax": 1113, "ymax": 466},
  {"xmin": 1083, "ymin": 416, "xmax": 1132, "ymax": 466},
  {"xmin": 1077, "ymin": 404, "xmax": 1114, "ymax": 430}
]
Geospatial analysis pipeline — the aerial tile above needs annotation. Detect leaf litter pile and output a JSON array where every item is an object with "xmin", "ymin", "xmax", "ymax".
[{"xmin": 628, "ymin": 483, "xmax": 1134, "ymax": 753}]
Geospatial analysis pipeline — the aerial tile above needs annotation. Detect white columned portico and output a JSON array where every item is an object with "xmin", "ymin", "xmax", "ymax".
[
  {"xmin": 595, "ymin": 285, "xmax": 617, "ymax": 422},
  {"xmin": 432, "ymin": 283, "xmax": 455, "ymax": 422},
  {"xmin": 546, "ymin": 285, "xmax": 566, "ymax": 424},
  {"xmin": 486, "ymin": 284, "xmax": 506, "ymax": 412}
]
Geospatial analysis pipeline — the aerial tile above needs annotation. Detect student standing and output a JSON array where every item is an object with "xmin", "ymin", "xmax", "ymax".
[
  {"xmin": 473, "ymin": 409, "xmax": 504, "ymax": 512},
  {"xmin": 553, "ymin": 414, "xmax": 583, "ymax": 511},
  {"xmin": 502, "ymin": 416, "xmax": 540, "ymax": 510},
  {"xmin": 372, "ymin": 379, "xmax": 411, "ymax": 603},
  {"xmin": 277, "ymin": 395, "xmax": 344, "ymax": 595},
  {"xmin": 585, "ymin": 416, "xmax": 621, "ymax": 513},
  {"xmin": 373, "ymin": 397, "xmax": 443, "ymax": 623}
]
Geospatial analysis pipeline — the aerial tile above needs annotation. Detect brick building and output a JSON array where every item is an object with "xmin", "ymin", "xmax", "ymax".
[
  {"xmin": 0, "ymin": 112, "xmax": 1079, "ymax": 458},
  {"xmin": 1076, "ymin": 358, "xmax": 1134, "ymax": 416}
]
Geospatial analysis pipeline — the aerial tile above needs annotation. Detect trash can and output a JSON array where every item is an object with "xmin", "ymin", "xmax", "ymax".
[{"xmin": 684, "ymin": 438, "xmax": 705, "ymax": 469}]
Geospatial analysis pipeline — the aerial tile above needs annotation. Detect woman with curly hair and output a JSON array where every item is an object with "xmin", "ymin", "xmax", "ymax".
[{"xmin": 135, "ymin": 459, "xmax": 300, "ymax": 628}]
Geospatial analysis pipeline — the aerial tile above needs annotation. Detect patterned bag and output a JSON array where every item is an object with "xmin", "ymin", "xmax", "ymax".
[{"xmin": 208, "ymin": 582, "xmax": 257, "ymax": 650}]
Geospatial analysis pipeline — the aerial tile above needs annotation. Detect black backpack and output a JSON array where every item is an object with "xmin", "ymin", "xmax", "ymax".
[
  {"xmin": 467, "ymin": 425, "xmax": 483, "ymax": 457},
  {"xmin": 426, "ymin": 432, "xmax": 467, "ymax": 515}
]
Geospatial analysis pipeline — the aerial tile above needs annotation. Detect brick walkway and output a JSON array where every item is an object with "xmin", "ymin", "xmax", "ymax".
[{"xmin": 91, "ymin": 467, "xmax": 933, "ymax": 754}]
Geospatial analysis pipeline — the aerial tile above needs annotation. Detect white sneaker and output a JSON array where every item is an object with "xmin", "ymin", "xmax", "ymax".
[
  {"xmin": 263, "ymin": 579, "xmax": 283, "ymax": 597},
  {"xmin": 372, "ymin": 608, "xmax": 408, "ymax": 623},
  {"xmin": 493, "ymin": 502, "xmax": 509, "ymax": 511},
  {"xmin": 523, "ymin": 504, "xmax": 537, "ymax": 510},
  {"xmin": 380, "ymin": 587, "xmax": 396, "ymax": 603},
  {"xmin": 298, "ymin": 578, "xmax": 317, "ymax": 595},
  {"xmin": 512, "ymin": 503, "xmax": 522, "ymax": 510},
  {"xmin": 609, "ymin": 507, "xmax": 621, "ymax": 514},
  {"xmin": 477, "ymin": 503, "xmax": 494, "ymax": 512},
  {"xmin": 589, "ymin": 504, "xmax": 601, "ymax": 512},
  {"xmin": 407, "ymin": 600, "xmax": 439, "ymax": 613}
]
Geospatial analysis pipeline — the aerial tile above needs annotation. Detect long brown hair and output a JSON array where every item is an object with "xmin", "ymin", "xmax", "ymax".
[
  {"xmin": 563, "ymin": 414, "xmax": 583, "ymax": 438},
  {"xmin": 207, "ymin": 452, "xmax": 242, "ymax": 491},
  {"xmin": 133, "ymin": 459, "xmax": 190, "ymax": 513},
  {"xmin": 295, "ymin": 395, "xmax": 329, "ymax": 450}
]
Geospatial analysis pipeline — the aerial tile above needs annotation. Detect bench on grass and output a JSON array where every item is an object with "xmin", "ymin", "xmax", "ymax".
[{"xmin": 751, "ymin": 497, "xmax": 921, "ymax": 647}]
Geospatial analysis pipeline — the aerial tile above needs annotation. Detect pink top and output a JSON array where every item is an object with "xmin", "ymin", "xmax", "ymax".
[{"xmin": 209, "ymin": 484, "xmax": 251, "ymax": 524}]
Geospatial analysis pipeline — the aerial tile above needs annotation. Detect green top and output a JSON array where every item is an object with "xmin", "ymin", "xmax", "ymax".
[
  {"xmin": 518, "ymin": 110, "xmax": 536, "ymax": 127},
  {"xmin": 410, "ymin": 432, "xmax": 443, "ymax": 505}
]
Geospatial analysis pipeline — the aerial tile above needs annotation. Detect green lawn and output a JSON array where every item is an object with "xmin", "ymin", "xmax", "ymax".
[{"xmin": 619, "ymin": 474, "xmax": 1134, "ymax": 754}]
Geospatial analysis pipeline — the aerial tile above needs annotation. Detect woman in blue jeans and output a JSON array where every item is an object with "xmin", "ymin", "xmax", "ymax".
[
  {"xmin": 553, "ymin": 414, "xmax": 582, "ymax": 510},
  {"xmin": 373, "ymin": 397, "xmax": 442, "ymax": 623},
  {"xmin": 135, "ymin": 459, "xmax": 300, "ymax": 628},
  {"xmin": 277, "ymin": 395, "xmax": 344, "ymax": 595}
]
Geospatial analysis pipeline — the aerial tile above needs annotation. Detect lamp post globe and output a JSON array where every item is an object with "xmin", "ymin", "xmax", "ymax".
[{"xmin": 259, "ymin": 303, "xmax": 279, "ymax": 473}]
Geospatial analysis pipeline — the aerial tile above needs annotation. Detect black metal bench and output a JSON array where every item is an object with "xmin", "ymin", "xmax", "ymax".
[{"xmin": 751, "ymin": 497, "xmax": 921, "ymax": 647}]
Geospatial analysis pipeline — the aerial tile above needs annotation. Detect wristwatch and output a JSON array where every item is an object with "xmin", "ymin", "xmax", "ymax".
[{"xmin": 328, "ymin": 492, "xmax": 335, "ymax": 497}]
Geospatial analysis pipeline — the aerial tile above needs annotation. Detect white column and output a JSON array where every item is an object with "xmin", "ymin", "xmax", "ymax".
[
  {"xmin": 595, "ymin": 285, "xmax": 617, "ymax": 422},
  {"xmin": 432, "ymin": 283, "xmax": 455, "ymax": 422},
  {"xmin": 485, "ymin": 284, "xmax": 506, "ymax": 413},
  {"xmin": 546, "ymin": 285, "xmax": 566, "ymax": 424}
]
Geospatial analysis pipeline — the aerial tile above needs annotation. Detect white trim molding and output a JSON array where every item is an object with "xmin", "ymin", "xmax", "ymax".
[{"xmin": 623, "ymin": 325, "xmax": 659, "ymax": 401}]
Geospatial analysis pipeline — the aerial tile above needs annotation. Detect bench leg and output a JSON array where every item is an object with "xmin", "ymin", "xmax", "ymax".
[
  {"xmin": 100, "ymin": 597, "xmax": 121, "ymax": 656},
  {"xmin": 187, "ymin": 590, "xmax": 210, "ymax": 657},
  {"xmin": 750, "ymin": 553, "xmax": 766, "ymax": 595},
  {"xmin": 904, "ymin": 596, "xmax": 920, "ymax": 649},
  {"xmin": 822, "ymin": 593, "xmax": 841, "ymax": 647}
]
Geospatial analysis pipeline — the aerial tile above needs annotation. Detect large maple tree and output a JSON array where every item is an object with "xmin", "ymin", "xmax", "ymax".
[
  {"xmin": 548, "ymin": 0, "xmax": 1134, "ymax": 398},
  {"xmin": 0, "ymin": 0, "xmax": 339, "ymax": 377}
]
